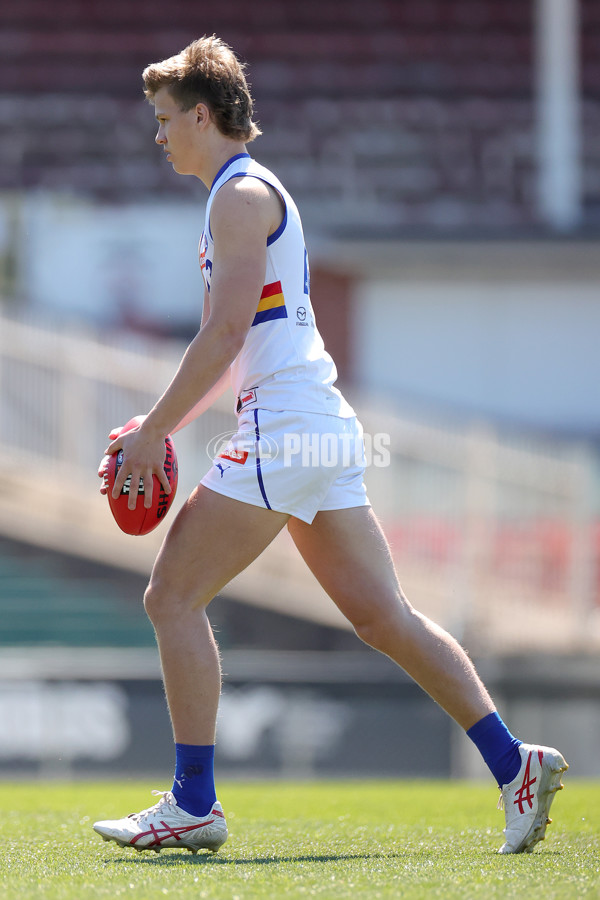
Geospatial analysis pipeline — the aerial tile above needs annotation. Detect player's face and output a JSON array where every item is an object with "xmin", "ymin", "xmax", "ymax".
[{"xmin": 153, "ymin": 87, "xmax": 202, "ymax": 176}]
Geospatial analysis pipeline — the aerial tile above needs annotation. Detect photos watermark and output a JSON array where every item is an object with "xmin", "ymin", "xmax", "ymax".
[
  {"xmin": 206, "ymin": 430, "xmax": 391, "ymax": 468},
  {"xmin": 282, "ymin": 432, "xmax": 390, "ymax": 467}
]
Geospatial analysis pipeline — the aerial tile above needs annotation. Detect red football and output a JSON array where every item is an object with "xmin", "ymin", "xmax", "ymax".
[{"xmin": 105, "ymin": 417, "xmax": 178, "ymax": 536}]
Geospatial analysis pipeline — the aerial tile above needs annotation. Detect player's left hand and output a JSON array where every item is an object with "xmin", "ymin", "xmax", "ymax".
[{"xmin": 104, "ymin": 420, "xmax": 172, "ymax": 510}]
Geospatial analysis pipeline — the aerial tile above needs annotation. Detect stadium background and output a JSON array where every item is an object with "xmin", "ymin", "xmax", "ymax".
[{"xmin": 0, "ymin": 0, "xmax": 599, "ymax": 780}]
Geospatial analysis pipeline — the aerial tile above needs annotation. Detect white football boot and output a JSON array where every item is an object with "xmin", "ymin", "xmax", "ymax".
[
  {"xmin": 498, "ymin": 743, "xmax": 568, "ymax": 854},
  {"xmin": 93, "ymin": 790, "xmax": 228, "ymax": 854}
]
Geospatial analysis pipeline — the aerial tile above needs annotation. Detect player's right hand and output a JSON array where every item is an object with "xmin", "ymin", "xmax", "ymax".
[{"xmin": 98, "ymin": 427, "xmax": 123, "ymax": 494}]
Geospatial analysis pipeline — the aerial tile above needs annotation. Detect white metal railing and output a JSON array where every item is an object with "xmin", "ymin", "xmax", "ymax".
[{"xmin": 1, "ymin": 306, "xmax": 598, "ymax": 652}]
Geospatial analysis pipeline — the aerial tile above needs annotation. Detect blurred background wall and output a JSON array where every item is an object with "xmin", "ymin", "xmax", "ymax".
[{"xmin": 0, "ymin": 0, "xmax": 599, "ymax": 779}]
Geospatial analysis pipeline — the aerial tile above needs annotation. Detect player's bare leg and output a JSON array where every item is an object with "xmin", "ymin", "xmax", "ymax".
[
  {"xmin": 98, "ymin": 412, "xmax": 292, "ymax": 834},
  {"xmin": 145, "ymin": 485, "xmax": 289, "ymax": 743},
  {"xmin": 288, "ymin": 506, "xmax": 568, "ymax": 853},
  {"xmin": 288, "ymin": 506, "xmax": 494, "ymax": 730},
  {"xmin": 94, "ymin": 487, "xmax": 289, "ymax": 853}
]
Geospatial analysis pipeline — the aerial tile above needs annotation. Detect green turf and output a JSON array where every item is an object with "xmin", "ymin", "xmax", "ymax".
[{"xmin": 0, "ymin": 780, "xmax": 598, "ymax": 899}]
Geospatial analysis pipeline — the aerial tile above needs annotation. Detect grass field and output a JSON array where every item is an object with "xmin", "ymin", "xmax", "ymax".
[{"xmin": 1, "ymin": 779, "xmax": 598, "ymax": 899}]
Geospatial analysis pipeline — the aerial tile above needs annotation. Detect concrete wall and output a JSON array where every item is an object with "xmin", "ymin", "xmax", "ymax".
[
  {"xmin": 0, "ymin": 649, "xmax": 597, "ymax": 779},
  {"xmin": 339, "ymin": 240, "xmax": 600, "ymax": 434}
]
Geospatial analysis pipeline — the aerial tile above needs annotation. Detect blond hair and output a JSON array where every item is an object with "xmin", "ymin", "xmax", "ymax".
[{"xmin": 142, "ymin": 35, "xmax": 261, "ymax": 142}]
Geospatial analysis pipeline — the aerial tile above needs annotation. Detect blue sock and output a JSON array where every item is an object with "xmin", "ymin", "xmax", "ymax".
[
  {"xmin": 466, "ymin": 712, "xmax": 522, "ymax": 787},
  {"xmin": 171, "ymin": 743, "xmax": 217, "ymax": 817}
]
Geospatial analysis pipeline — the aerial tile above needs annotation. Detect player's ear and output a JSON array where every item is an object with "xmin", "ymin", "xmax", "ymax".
[{"xmin": 195, "ymin": 102, "xmax": 210, "ymax": 127}]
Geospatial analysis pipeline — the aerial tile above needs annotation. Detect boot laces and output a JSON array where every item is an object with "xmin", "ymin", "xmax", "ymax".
[{"xmin": 128, "ymin": 790, "xmax": 175, "ymax": 822}]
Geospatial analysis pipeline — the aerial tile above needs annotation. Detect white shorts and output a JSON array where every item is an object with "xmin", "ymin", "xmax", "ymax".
[{"xmin": 200, "ymin": 409, "xmax": 370, "ymax": 524}]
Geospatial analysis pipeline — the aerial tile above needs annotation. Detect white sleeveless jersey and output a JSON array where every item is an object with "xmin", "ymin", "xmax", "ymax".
[{"xmin": 199, "ymin": 153, "xmax": 354, "ymax": 418}]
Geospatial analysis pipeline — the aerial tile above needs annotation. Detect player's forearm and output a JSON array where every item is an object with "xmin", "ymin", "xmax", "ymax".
[{"xmin": 142, "ymin": 325, "xmax": 243, "ymax": 438}]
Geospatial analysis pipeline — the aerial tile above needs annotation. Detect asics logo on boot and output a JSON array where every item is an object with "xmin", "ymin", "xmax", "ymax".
[
  {"xmin": 130, "ymin": 817, "xmax": 216, "ymax": 847},
  {"xmin": 513, "ymin": 750, "xmax": 543, "ymax": 814}
]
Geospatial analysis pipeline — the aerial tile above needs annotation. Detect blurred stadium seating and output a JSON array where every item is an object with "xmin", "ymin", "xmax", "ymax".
[
  {"xmin": 0, "ymin": 0, "xmax": 598, "ymax": 231},
  {"xmin": 0, "ymin": 538, "xmax": 155, "ymax": 646}
]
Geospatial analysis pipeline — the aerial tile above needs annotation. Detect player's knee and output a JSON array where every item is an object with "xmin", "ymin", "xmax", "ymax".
[
  {"xmin": 351, "ymin": 596, "xmax": 414, "ymax": 653},
  {"xmin": 144, "ymin": 576, "xmax": 211, "ymax": 623},
  {"xmin": 143, "ymin": 578, "xmax": 168, "ymax": 624}
]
